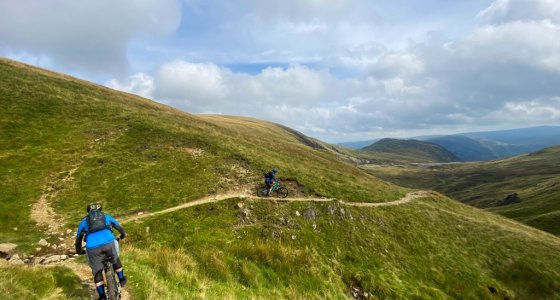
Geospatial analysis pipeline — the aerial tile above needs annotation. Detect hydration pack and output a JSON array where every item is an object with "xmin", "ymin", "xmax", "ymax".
[
  {"xmin": 265, "ymin": 172, "xmax": 274, "ymax": 180},
  {"xmin": 86, "ymin": 209, "xmax": 107, "ymax": 233}
]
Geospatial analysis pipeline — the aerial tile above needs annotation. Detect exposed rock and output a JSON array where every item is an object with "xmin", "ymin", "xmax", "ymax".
[
  {"xmin": 235, "ymin": 202, "xmax": 244, "ymax": 210},
  {"xmin": 9, "ymin": 254, "xmax": 24, "ymax": 265},
  {"xmin": 295, "ymin": 210, "xmax": 301, "ymax": 217},
  {"xmin": 38, "ymin": 239, "xmax": 49, "ymax": 247},
  {"xmin": 41, "ymin": 254, "xmax": 68, "ymax": 264},
  {"xmin": 66, "ymin": 229, "xmax": 72, "ymax": 235},
  {"xmin": 0, "ymin": 243, "xmax": 18, "ymax": 257},
  {"xmin": 238, "ymin": 208, "xmax": 254, "ymax": 224},
  {"xmin": 303, "ymin": 208, "xmax": 317, "ymax": 220}
]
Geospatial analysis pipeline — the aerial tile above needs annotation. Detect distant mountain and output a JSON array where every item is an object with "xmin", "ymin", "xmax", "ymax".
[
  {"xmin": 419, "ymin": 126, "xmax": 560, "ymax": 161},
  {"xmin": 424, "ymin": 135, "xmax": 498, "ymax": 161},
  {"xmin": 362, "ymin": 138, "xmax": 460, "ymax": 163},
  {"xmin": 337, "ymin": 139, "xmax": 377, "ymax": 149},
  {"xmin": 343, "ymin": 126, "xmax": 560, "ymax": 162},
  {"xmin": 463, "ymin": 126, "xmax": 560, "ymax": 151}
]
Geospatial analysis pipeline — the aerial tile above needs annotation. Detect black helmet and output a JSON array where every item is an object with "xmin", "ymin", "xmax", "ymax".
[{"xmin": 87, "ymin": 202, "xmax": 102, "ymax": 213}]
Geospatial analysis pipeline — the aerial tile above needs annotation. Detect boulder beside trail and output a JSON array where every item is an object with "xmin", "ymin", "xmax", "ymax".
[{"xmin": 0, "ymin": 243, "xmax": 18, "ymax": 259}]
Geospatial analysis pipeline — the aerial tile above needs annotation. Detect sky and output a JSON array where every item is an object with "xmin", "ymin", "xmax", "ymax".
[{"xmin": 1, "ymin": 0, "xmax": 560, "ymax": 143}]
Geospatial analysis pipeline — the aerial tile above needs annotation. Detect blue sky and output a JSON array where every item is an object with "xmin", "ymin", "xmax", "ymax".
[{"xmin": 1, "ymin": 0, "xmax": 560, "ymax": 142}]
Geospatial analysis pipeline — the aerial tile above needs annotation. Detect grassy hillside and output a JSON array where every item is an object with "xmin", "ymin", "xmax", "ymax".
[
  {"xmin": 362, "ymin": 138, "xmax": 459, "ymax": 163},
  {"xmin": 2, "ymin": 57, "xmax": 560, "ymax": 299},
  {"xmin": 363, "ymin": 146, "xmax": 560, "ymax": 235},
  {"xmin": 120, "ymin": 192, "xmax": 560, "ymax": 299},
  {"xmin": 0, "ymin": 57, "xmax": 406, "ymax": 248}
]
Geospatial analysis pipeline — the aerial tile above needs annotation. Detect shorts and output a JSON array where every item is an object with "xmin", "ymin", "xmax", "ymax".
[{"xmin": 86, "ymin": 241, "xmax": 121, "ymax": 276}]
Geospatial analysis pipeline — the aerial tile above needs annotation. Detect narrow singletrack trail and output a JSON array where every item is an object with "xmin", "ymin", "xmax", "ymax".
[
  {"xmin": 22, "ymin": 189, "xmax": 429, "ymax": 300},
  {"xmin": 122, "ymin": 190, "xmax": 431, "ymax": 223}
]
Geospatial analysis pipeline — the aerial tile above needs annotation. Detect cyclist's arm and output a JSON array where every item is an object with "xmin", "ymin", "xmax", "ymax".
[
  {"xmin": 75, "ymin": 220, "xmax": 86, "ymax": 254},
  {"xmin": 107, "ymin": 215, "xmax": 126, "ymax": 239}
]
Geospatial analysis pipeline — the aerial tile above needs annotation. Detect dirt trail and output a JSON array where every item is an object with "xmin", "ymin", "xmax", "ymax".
[
  {"xmin": 22, "ymin": 187, "xmax": 428, "ymax": 300},
  {"xmin": 122, "ymin": 190, "xmax": 430, "ymax": 223}
]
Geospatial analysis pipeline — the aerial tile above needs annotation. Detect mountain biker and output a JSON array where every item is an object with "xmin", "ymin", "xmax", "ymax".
[
  {"xmin": 264, "ymin": 167, "xmax": 279, "ymax": 196},
  {"xmin": 75, "ymin": 202, "xmax": 127, "ymax": 300}
]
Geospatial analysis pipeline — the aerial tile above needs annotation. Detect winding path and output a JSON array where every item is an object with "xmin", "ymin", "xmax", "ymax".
[
  {"xmin": 122, "ymin": 190, "xmax": 431, "ymax": 223},
  {"xmin": 24, "ymin": 190, "xmax": 430, "ymax": 300}
]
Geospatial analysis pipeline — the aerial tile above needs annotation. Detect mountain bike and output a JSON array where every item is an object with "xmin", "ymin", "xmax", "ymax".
[
  {"xmin": 103, "ymin": 254, "xmax": 121, "ymax": 300},
  {"xmin": 257, "ymin": 181, "xmax": 288, "ymax": 198}
]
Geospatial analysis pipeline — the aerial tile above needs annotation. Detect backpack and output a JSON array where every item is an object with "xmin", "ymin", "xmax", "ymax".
[
  {"xmin": 265, "ymin": 172, "xmax": 274, "ymax": 180},
  {"xmin": 86, "ymin": 209, "xmax": 108, "ymax": 233}
]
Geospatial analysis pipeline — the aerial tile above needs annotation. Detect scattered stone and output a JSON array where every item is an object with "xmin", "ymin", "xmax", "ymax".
[
  {"xmin": 9, "ymin": 254, "xmax": 24, "ymax": 265},
  {"xmin": 41, "ymin": 254, "xmax": 68, "ymax": 264},
  {"xmin": 137, "ymin": 212, "xmax": 144, "ymax": 216},
  {"xmin": 58, "ymin": 237, "xmax": 65, "ymax": 241},
  {"xmin": 38, "ymin": 239, "xmax": 49, "ymax": 247},
  {"xmin": 235, "ymin": 202, "xmax": 244, "ymax": 209},
  {"xmin": 238, "ymin": 208, "xmax": 254, "ymax": 224},
  {"xmin": 35, "ymin": 248, "xmax": 42, "ymax": 252},
  {"xmin": 303, "ymin": 208, "xmax": 317, "ymax": 220},
  {"xmin": 66, "ymin": 229, "xmax": 72, "ymax": 235},
  {"xmin": 291, "ymin": 235, "xmax": 297, "ymax": 240},
  {"xmin": 146, "ymin": 226, "xmax": 150, "ymax": 233},
  {"xmin": 295, "ymin": 210, "xmax": 301, "ymax": 217},
  {"xmin": 13, "ymin": 227, "xmax": 18, "ymax": 231}
]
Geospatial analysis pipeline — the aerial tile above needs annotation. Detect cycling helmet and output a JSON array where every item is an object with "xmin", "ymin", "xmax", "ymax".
[
  {"xmin": 272, "ymin": 167, "xmax": 279, "ymax": 173},
  {"xmin": 86, "ymin": 202, "xmax": 102, "ymax": 213}
]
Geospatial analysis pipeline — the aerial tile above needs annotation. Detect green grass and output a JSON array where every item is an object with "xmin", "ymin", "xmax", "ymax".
[
  {"xmin": 0, "ymin": 264, "xmax": 89, "ymax": 299},
  {"xmin": 118, "ymin": 194, "xmax": 560, "ymax": 299}
]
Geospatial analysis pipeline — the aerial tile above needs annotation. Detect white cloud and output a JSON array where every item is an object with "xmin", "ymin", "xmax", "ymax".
[
  {"xmin": 106, "ymin": 73, "xmax": 154, "ymax": 98},
  {"xmin": 0, "ymin": 0, "xmax": 181, "ymax": 75},
  {"xmin": 456, "ymin": 20, "xmax": 560, "ymax": 72},
  {"xmin": 478, "ymin": 0, "xmax": 560, "ymax": 24}
]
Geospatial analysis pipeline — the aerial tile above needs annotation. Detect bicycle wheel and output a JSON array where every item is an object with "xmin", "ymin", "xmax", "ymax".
[
  {"xmin": 105, "ymin": 264, "xmax": 120, "ymax": 300},
  {"xmin": 257, "ymin": 187, "xmax": 267, "ymax": 197},
  {"xmin": 276, "ymin": 187, "xmax": 288, "ymax": 198}
]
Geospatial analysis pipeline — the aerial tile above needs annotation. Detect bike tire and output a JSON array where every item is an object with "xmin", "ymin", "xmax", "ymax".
[
  {"xmin": 277, "ymin": 187, "xmax": 288, "ymax": 198},
  {"xmin": 105, "ymin": 264, "xmax": 120, "ymax": 300},
  {"xmin": 257, "ymin": 187, "xmax": 268, "ymax": 197}
]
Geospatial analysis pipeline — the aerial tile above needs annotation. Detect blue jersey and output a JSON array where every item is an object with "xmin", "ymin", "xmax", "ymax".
[
  {"xmin": 265, "ymin": 171, "xmax": 276, "ymax": 184},
  {"xmin": 76, "ymin": 214, "xmax": 120, "ymax": 250}
]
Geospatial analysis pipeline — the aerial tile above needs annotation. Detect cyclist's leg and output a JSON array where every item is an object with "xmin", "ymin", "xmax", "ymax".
[
  {"xmin": 87, "ymin": 246, "xmax": 107, "ymax": 299},
  {"xmin": 108, "ymin": 240, "xmax": 127, "ymax": 287},
  {"xmin": 266, "ymin": 182, "xmax": 272, "ymax": 196}
]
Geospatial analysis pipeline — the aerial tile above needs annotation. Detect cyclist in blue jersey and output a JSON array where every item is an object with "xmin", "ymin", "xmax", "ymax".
[
  {"xmin": 264, "ymin": 167, "xmax": 279, "ymax": 196},
  {"xmin": 75, "ymin": 202, "xmax": 127, "ymax": 300}
]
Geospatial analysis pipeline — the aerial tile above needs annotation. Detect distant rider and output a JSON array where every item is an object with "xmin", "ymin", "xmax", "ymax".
[
  {"xmin": 265, "ymin": 167, "xmax": 279, "ymax": 196},
  {"xmin": 75, "ymin": 202, "xmax": 127, "ymax": 300}
]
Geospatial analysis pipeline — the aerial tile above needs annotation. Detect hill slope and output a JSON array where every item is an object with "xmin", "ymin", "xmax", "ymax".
[
  {"xmin": 2, "ymin": 58, "xmax": 560, "ymax": 299},
  {"xmin": 362, "ymin": 138, "xmax": 459, "ymax": 163},
  {"xmin": 363, "ymin": 146, "xmax": 560, "ymax": 235}
]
